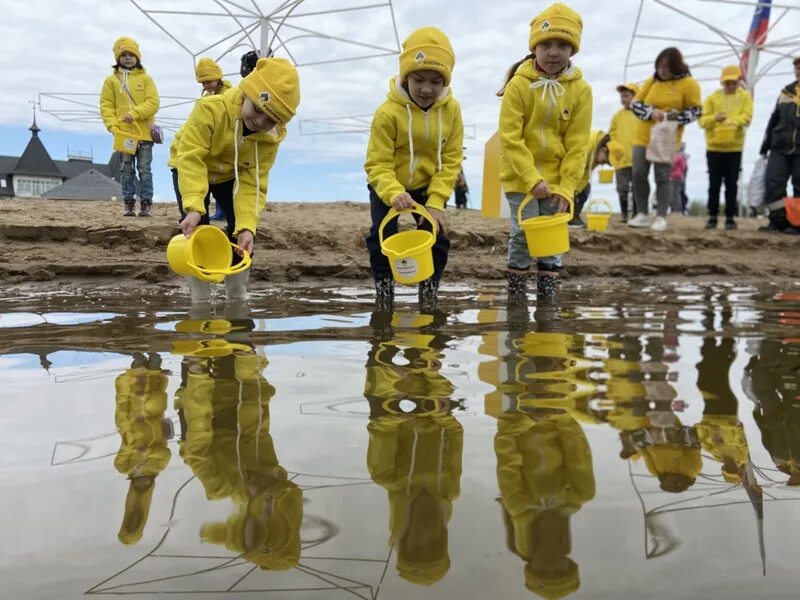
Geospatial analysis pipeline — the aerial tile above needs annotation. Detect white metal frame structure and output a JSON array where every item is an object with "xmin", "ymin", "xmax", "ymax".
[
  {"xmin": 129, "ymin": 0, "xmax": 402, "ymax": 73},
  {"xmin": 624, "ymin": 0, "xmax": 800, "ymax": 93},
  {"xmin": 299, "ymin": 114, "xmax": 478, "ymax": 140}
]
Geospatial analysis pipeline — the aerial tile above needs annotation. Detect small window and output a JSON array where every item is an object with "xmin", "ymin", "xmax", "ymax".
[{"xmin": 0, "ymin": 178, "xmax": 6, "ymax": 187}]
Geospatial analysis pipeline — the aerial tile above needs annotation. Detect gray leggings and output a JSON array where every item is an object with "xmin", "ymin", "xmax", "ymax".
[
  {"xmin": 506, "ymin": 192, "xmax": 562, "ymax": 271},
  {"xmin": 633, "ymin": 145, "xmax": 673, "ymax": 217}
]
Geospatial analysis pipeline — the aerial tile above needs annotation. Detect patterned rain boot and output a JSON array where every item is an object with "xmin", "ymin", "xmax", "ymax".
[
  {"xmin": 123, "ymin": 199, "xmax": 136, "ymax": 217},
  {"xmin": 536, "ymin": 271, "xmax": 560, "ymax": 305},
  {"xmin": 507, "ymin": 270, "xmax": 529, "ymax": 305},
  {"xmin": 138, "ymin": 201, "xmax": 152, "ymax": 217},
  {"xmin": 375, "ymin": 277, "xmax": 395, "ymax": 312},
  {"xmin": 418, "ymin": 278, "xmax": 440, "ymax": 312}
]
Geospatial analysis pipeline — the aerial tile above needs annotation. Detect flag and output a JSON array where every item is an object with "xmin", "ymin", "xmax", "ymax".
[{"xmin": 740, "ymin": 0, "xmax": 771, "ymax": 85}]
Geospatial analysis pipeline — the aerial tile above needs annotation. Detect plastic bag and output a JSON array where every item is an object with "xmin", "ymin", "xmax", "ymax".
[
  {"xmin": 785, "ymin": 197, "xmax": 800, "ymax": 227},
  {"xmin": 646, "ymin": 121, "xmax": 679, "ymax": 164},
  {"xmin": 747, "ymin": 156, "xmax": 768, "ymax": 208}
]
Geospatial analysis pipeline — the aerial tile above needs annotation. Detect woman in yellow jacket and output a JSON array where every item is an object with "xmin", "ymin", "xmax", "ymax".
[
  {"xmin": 497, "ymin": 3, "xmax": 592, "ymax": 304},
  {"xmin": 608, "ymin": 83, "xmax": 639, "ymax": 222},
  {"xmin": 699, "ymin": 65, "xmax": 753, "ymax": 230},
  {"xmin": 169, "ymin": 57, "xmax": 233, "ymax": 225},
  {"xmin": 100, "ymin": 37, "xmax": 160, "ymax": 217},
  {"xmin": 364, "ymin": 27, "xmax": 464, "ymax": 311},
  {"xmin": 494, "ymin": 411, "xmax": 595, "ymax": 598},
  {"xmin": 114, "ymin": 352, "xmax": 172, "ymax": 545},
  {"xmin": 629, "ymin": 47, "xmax": 701, "ymax": 232},
  {"xmin": 177, "ymin": 57, "xmax": 300, "ymax": 304}
]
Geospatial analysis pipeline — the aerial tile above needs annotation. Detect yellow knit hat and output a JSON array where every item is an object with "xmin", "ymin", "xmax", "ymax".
[
  {"xmin": 720, "ymin": 65, "xmax": 742, "ymax": 82},
  {"xmin": 528, "ymin": 3, "xmax": 583, "ymax": 55},
  {"xmin": 239, "ymin": 57, "xmax": 300, "ymax": 124},
  {"xmin": 113, "ymin": 36, "xmax": 142, "ymax": 62},
  {"xmin": 196, "ymin": 57, "xmax": 223, "ymax": 82},
  {"xmin": 399, "ymin": 27, "xmax": 455, "ymax": 86},
  {"xmin": 525, "ymin": 561, "xmax": 580, "ymax": 599}
]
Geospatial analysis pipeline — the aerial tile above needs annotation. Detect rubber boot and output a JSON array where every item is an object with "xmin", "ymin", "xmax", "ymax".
[
  {"xmin": 418, "ymin": 278, "xmax": 440, "ymax": 312},
  {"xmin": 225, "ymin": 269, "xmax": 250, "ymax": 303},
  {"xmin": 188, "ymin": 277, "xmax": 212, "ymax": 305},
  {"xmin": 375, "ymin": 277, "xmax": 395, "ymax": 312},
  {"xmin": 123, "ymin": 199, "xmax": 136, "ymax": 217},
  {"xmin": 536, "ymin": 271, "xmax": 560, "ymax": 305},
  {"xmin": 507, "ymin": 270, "xmax": 529, "ymax": 305},
  {"xmin": 138, "ymin": 201, "xmax": 152, "ymax": 217}
]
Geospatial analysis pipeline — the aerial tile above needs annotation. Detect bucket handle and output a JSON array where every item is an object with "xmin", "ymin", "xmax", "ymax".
[
  {"xmin": 585, "ymin": 198, "xmax": 613, "ymax": 214},
  {"xmin": 112, "ymin": 119, "xmax": 143, "ymax": 139},
  {"xmin": 185, "ymin": 243, "xmax": 252, "ymax": 277},
  {"xmin": 517, "ymin": 192, "xmax": 574, "ymax": 225},
  {"xmin": 378, "ymin": 204, "xmax": 438, "ymax": 258}
]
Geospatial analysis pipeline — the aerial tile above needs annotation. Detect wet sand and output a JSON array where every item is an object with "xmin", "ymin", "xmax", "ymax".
[{"xmin": 1, "ymin": 199, "xmax": 797, "ymax": 288}]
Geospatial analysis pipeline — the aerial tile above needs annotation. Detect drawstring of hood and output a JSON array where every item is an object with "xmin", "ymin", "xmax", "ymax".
[
  {"xmin": 404, "ymin": 422, "xmax": 446, "ymax": 496},
  {"xmin": 530, "ymin": 77, "xmax": 566, "ymax": 107}
]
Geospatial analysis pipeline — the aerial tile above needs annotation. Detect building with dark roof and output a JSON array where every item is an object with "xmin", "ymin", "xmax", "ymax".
[
  {"xmin": 42, "ymin": 169, "xmax": 122, "ymax": 201},
  {"xmin": 0, "ymin": 117, "xmax": 117, "ymax": 199}
]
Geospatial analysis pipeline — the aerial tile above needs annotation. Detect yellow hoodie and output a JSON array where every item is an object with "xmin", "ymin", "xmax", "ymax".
[
  {"xmin": 633, "ymin": 75, "xmax": 702, "ymax": 146},
  {"xmin": 697, "ymin": 414, "xmax": 750, "ymax": 480},
  {"xmin": 176, "ymin": 86, "xmax": 287, "ymax": 235},
  {"xmin": 699, "ymin": 88, "xmax": 753, "ymax": 152},
  {"xmin": 608, "ymin": 107, "xmax": 637, "ymax": 169},
  {"xmin": 365, "ymin": 77, "xmax": 464, "ymax": 211},
  {"xmin": 499, "ymin": 59, "xmax": 592, "ymax": 201},
  {"xmin": 168, "ymin": 80, "xmax": 234, "ymax": 169},
  {"xmin": 100, "ymin": 67, "xmax": 160, "ymax": 142}
]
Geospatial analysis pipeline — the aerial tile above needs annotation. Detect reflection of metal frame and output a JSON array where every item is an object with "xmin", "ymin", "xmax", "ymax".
[
  {"xmin": 129, "ymin": 0, "xmax": 401, "ymax": 72},
  {"xmin": 299, "ymin": 114, "xmax": 478, "ymax": 139},
  {"xmin": 86, "ymin": 473, "xmax": 390, "ymax": 597}
]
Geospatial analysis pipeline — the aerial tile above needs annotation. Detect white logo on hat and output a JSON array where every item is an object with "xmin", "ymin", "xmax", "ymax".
[
  {"xmin": 415, "ymin": 51, "xmax": 425, "ymax": 63},
  {"xmin": 259, "ymin": 91, "xmax": 270, "ymax": 103},
  {"xmin": 541, "ymin": 20, "xmax": 551, "ymax": 31}
]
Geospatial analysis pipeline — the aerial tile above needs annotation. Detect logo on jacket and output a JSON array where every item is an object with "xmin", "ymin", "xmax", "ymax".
[
  {"xmin": 415, "ymin": 51, "xmax": 425, "ymax": 63},
  {"xmin": 259, "ymin": 91, "xmax": 271, "ymax": 103},
  {"xmin": 562, "ymin": 108, "xmax": 570, "ymax": 119},
  {"xmin": 541, "ymin": 20, "xmax": 551, "ymax": 31}
]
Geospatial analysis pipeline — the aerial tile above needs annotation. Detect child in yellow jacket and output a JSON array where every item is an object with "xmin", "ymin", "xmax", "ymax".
[
  {"xmin": 497, "ymin": 3, "xmax": 592, "ymax": 304},
  {"xmin": 169, "ymin": 58, "xmax": 233, "ymax": 225},
  {"xmin": 364, "ymin": 27, "xmax": 464, "ymax": 311},
  {"xmin": 570, "ymin": 130, "xmax": 610, "ymax": 228},
  {"xmin": 699, "ymin": 65, "xmax": 753, "ymax": 230},
  {"xmin": 608, "ymin": 83, "xmax": 639, "ymax": 222},
  {"xmin": 177, "ymin": 57, "xmax": 300, "ymax": 304},
  {"xmin": 100, "ymin": 36, "xmax": 160, "ymax": 218}
]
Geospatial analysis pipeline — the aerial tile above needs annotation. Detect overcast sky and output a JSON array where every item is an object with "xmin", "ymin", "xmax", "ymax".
[{"xmin": 1, "ymin": 0, "xmax": 798, "ymax": 207}]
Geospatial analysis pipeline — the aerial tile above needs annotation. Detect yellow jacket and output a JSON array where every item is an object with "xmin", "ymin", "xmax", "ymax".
[
  {"xmin": 633, "ymin": 75, "xmax": 702, "ymax": 146},
  {"xmin": 576, "ymin": 129, "xmax": 606, "ymax": 193},
  {"xmin": 176, "ymin": 86, "xmax": 287, "ymax": 235},
  {"xmin": 365, "ymin": 77, "xmax": 464, "ymax": 211},
  {"xmin": 699, "ymin": 88, "xmax": 753, "ymax": 152},
  {"xmin": 697, "ymin": 414, "xmax": 749, "ymax": 477},
  {"xmin": 100, "ymin": 67, "xmax": 160, "ymax": 142},
  {"xmin": 499, "ymin": 60, "xmax": 592, "ymax": 200},
  {"xmin": 608, "ymin": 107, "xmax": 637, "ymax": 169},
  {"xmin": 168, "ymin": 80, "xmax": 234, "ymax": 168}
]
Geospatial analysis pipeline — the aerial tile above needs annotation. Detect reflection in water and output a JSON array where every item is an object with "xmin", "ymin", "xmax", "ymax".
[
  {"xmin": 114, "ymin": 352, "xmax": 172, "ymax": 544},
  {"xmin": 174, "ymin": 317, "xmax": 302, "ymax": 570},
  {"xmin": 364, "ymin": 311, "xmax": 463, "ymax": 586}
]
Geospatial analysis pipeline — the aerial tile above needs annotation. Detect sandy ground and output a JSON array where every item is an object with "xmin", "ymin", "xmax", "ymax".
[{"xmin": 0, "ymin": 199, "xmax": 797, "ymax": 289}]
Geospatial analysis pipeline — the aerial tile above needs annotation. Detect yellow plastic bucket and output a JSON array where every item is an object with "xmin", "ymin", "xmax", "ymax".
[
  {"xmin": 166, "ymin": 225, "xmax": 252, "ymax": 283},
  {"xmin": 112, "ymin": 121, "xmax": 142, "ymax": 156},
  {"xmin": 379, "ymin": 205, "xmax": 437, "ymax": 284},
  {"xmin": 598, "ymin": 168, "xmax": 614, "ymax": 184},
  {"xmin": 713, "ymin": 125, "xmax": 736, "ymax": 144},
  {"xmin": 585, "ymin": 198, "xmax": 613, "ymax": 232},
  {"xmin": 517, "ymin": 194, "xmax": 572, "ymax": 258}
]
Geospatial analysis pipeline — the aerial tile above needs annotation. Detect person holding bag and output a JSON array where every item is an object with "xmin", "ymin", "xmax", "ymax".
[{"xmin": 629, "ymin": 47, "xmax": 701, "ymax": 232}]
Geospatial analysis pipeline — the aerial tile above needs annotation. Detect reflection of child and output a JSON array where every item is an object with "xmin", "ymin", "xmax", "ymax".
[
  {"xmin": 497, "ymin": 3, "xmax": 592, "ymax": 303},
  {"xmin": 114, "ymin": 352, "xmax": 172, "ymax": 544},
  {"xmin": 364, "ymin": 27, "xmax": 464, "ymax": 310}
]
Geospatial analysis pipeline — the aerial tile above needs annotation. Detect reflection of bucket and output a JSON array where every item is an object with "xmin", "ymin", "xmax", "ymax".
[
  {"xmin": 170, "ymin": 339, "xmax": 250, "ymax": 357},
  {"xmin": 112, "ymin": 121, "xmax": 142, "ymax": 155},
  {"xmin": 379, "ymin": 206, "xmax": 437, "ymax": 284},
  {"xmin": 166, "ymin": 225, "xmax": 251, "ymax": 283},
  {"xmin": 517, "ymin": 194, "xmax": 572, "ymax": 258},
  {"xmin": 784, "ymin": 197, "xmax": 800, "ymax": 227},
  {"xmin": 174, "ymin": 319, "xmax": 234, "ymax": 334},
  {"xmin": 713, "ymin": 125, "xmax": 736, "ymax": 144},
  {"xmin": 585, "ymin": 199, "xmax": 613, "ymax": 232},
  {"xmin": 598, "ymin": 169, "xmax": 614, "ymax": 184}
]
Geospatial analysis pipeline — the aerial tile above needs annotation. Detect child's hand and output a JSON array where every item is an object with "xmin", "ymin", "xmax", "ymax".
[
  {"xmin": 715, "ymin": 112, "xmax": 727, "ymax": 123},
  {"xmin": 122, "ymin": 113, "xmax": 134, "ymax": 123},
  {"xmin": 391, "ymin": 192, "xmax": 415, "ymax": 210},
  {"xmin": 426, "ymin": 207, "xmax": 448, "ymax": 236},
  {"xmin": 552, "ymin": 194, "xmax": 571, "ymax": 213},
  {"xmin": 530, "ymin": 181, "xmax": 551, "ymax": 199},
  {"xmin": 237, "ymin": 230, "xmax": 254, "ymax": 256},
  {"xmin": 180, "ymin": 211, "xmax": 202, "ymax": 237},
  {"xmin": 652, "ymin": 109, "xmax": 665, "ymax": 122}
]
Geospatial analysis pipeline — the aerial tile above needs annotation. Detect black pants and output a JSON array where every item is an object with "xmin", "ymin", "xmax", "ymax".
[
  {"xmin": 172, "ymin": 168, "xmax": 210, "ymax": 225},
  {"xmin": 765, "ymin": 151, "xmax": 800, "ymax": 227},
  {"xmin": 574, "ymin": 184, "xmax": 591, "ymax": 217},
  {"xmin": 365, "ymin": 186, "xmax": 450, "ymax": 282},
  {"xmin": 706, "ymin": 151, "xmax": 742, "ymax": 218},
  {"xmin": 454, "ymin": 187, "xmax": 468, "ymax": 208}
]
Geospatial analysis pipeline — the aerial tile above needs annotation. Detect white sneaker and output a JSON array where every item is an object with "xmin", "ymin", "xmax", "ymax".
[
  {"xmin": 628, "ymin": 214, "xmax": 651, "ymax": 228},
  {"xmin": 650, "ymin": 216, "xmax": 667, "ymax": 232}
]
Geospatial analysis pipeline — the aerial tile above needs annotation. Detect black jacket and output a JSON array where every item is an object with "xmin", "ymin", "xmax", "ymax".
[{"xmin": 761, "ymin": 81, "xmax": 800, "ymax": 156}]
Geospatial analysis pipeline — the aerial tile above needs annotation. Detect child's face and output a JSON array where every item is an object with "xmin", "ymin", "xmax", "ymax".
[
  {"xmin": 242, "ymin": 97, "xmax": 277, "ymax": 133},
  {"xmin": 619, "ymin": 90, "xmax": 634, "ymax": 108},
  {"xmin": 118, "ymin": 52, "xmax": 138, "ymax": 69},
  {"xmin": 722, "ymin": 80, "xmax": 739, "ymax": 94},
  {"xmin": 534, "ymin": 40, "xmax": 573, "ymax": 75},
  {"xmin": 406, "ymin": 70, "xmax": 445, "ymax": 109},
  {"xmin": 595, "ymin": 146, "xmax": 609, "ymax": 165},
  {"xmin": 202, "ymin": 80, "xmax": 223, "ymax": 94}
]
